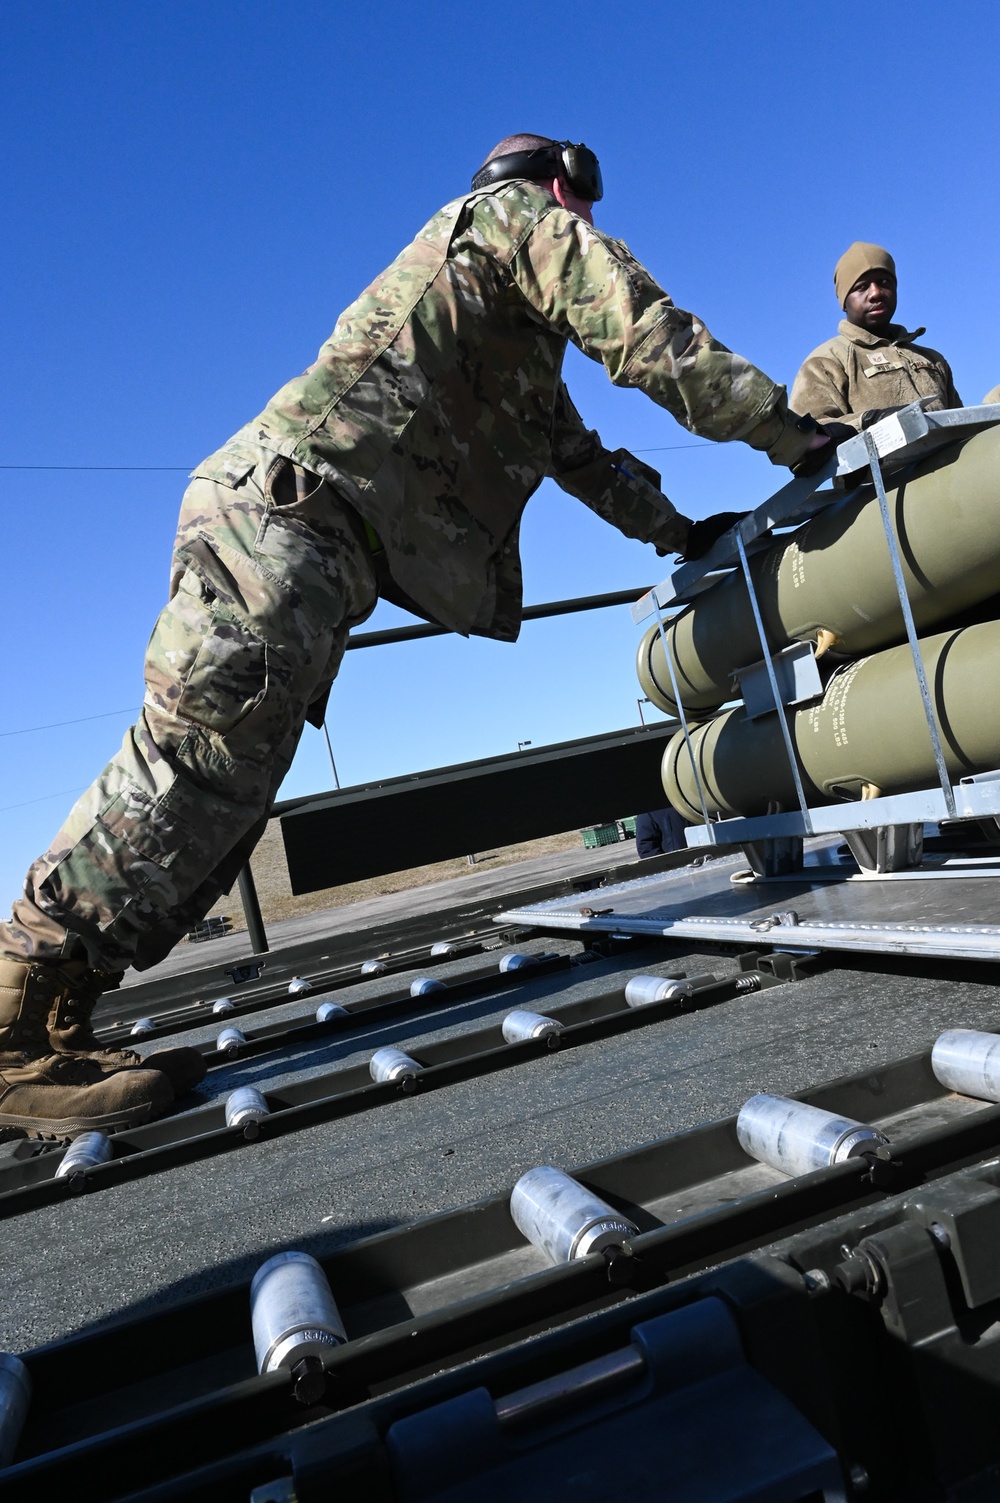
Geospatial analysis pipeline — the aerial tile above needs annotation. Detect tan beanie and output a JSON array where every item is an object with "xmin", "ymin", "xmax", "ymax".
[{"xmin": 834, "ymin": 242, "xmax": 896, "ymax": 307}]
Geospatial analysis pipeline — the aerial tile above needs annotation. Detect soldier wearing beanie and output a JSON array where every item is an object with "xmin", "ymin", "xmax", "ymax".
[{"xmin": 790, "ymin": 241, "xmax": 961, "ymax": 432}]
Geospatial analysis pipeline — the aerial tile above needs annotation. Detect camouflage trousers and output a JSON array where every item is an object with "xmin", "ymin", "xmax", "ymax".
[{"xmin": 0, "ymin": 445, "xmax": 377, "ymax": 972}]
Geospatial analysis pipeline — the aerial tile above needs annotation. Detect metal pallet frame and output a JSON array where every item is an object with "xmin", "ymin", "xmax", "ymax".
[{"xmin": 632, "ymin": 404, "xmax": 1000, "ymax": 873}]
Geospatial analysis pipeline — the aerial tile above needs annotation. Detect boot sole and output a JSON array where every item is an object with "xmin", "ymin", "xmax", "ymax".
[{"xmin": 0, "ymin": 1100, "xmax": 162, "ymax": 1139}]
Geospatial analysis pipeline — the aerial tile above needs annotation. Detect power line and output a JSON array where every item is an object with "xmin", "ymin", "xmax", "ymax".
[
  {"xmin": 635, "ymin": 442, "xmax": 713, "ymax": 453},
  {"xmin": 0, "ymin": 708, "xmax": 140, "ymax": 739},
  {"xmin": 0, "ymin": 786, "xmax": 86, "ymax": 815}
]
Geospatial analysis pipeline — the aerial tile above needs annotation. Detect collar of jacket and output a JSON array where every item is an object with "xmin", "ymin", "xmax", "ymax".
[{"xmin": 837, "ymin": 319, "xmax": 927, "ymax": 349}]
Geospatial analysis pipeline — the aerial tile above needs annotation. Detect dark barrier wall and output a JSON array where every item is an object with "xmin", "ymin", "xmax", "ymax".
[{"xmin": 277, "ymin": 723, "xmax": 676, "ymax": 894}]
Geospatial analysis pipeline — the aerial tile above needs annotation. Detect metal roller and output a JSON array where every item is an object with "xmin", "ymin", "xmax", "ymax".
[
  {"xmin": 510, "ymin": 1165, "xmax": 638, "ymax": 1264},
  {"xmin": 130, "ymin": 1018, "xmax": 155, "ymax": 1038},
  {"xmin": 501, "ymin": 1010, "xmax": 564, "ymax": 1046},
  {"xmin": 315, "ymin": 1001, "xmax": 349, "ymax": 1023},
  {"xmin": 287, "ymin": 977, "xmax": 312, "ymax": 997},
  {"xmin": 250, "ymin": 1251, "xmax": 346, "ymax": 1403},
  {"xmin": 429, "ymin": 941, "xmax": 457, "ymax": 957},
  {"xmin": 410, "ymin": 977, "xmax": 445, "ymax": 997},
  {"xmin": 217, "ymin": 1026, "xmax": 248, "ymax": 1056},
  {"xmin": 369, "ymin": 1047, "xmax": 421, "ymax": 1087},
  {"xmin": 211, "ymin": 998, "xmax": 236, "ymax": 1016},
  {"xmin": 55, "ymin": 1131, "xmax": 112, "ymax": 1187},
  {"xmin": 624, "ymin": 974, "xmax": 716, "ymax": 1007},
  {"xmin": 360, "ymin": 960, "xmax": 387, "ymax": 977},
  {"xmin": 639, "ymin": 426, "xmax": 1000, "ymax": 717},
  {"xmin": 662, "ymin": 620, "xmax": 1000, "ymax": 820},
  {"xmin": 0, "ymin": 1353, "xmax": 31, "ymax": 1467},
  {"xmin": 498, "ymin": 953, "xmax": 537, "ymax": 973},
  {"xmin": 225, "ymin": 1087, "xmax": 270, "ymax": 1136},
  {"xmin": 931, "ymin": 1029, "xmax": 1000, "ymax": 1102},
  {"xmin": 737, "ymin": 1094, "xmax": 888, "ymax": 1178}
]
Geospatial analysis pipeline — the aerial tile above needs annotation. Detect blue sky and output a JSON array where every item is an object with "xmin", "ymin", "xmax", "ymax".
[{"xmin": 2, "ymin": 0, "xmax": 999, "ymax": 902}]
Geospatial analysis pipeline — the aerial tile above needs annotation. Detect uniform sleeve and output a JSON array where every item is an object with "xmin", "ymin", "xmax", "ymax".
[
  {"xmin": 546, "ymin": 383, "xmax": 690, "ymax": 551},
  {"xmin": 635, "ymin": 812, "xmax": 662, "ymax": 858},
  {"xmin": 941, "ymin": 359, "xmax": 962, "ymax": 409},
  {"xmin": 789, "ymin": 349, "xmax": 863, "ymax": 431},
  {"xmin": 510, "ymin": 209, "xmax": 815, "ymax": 468}
]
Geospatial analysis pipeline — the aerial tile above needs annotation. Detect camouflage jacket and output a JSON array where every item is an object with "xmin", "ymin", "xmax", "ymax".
[
  {"xmin": 201, "ymin": 181, "xmax": 814, "ymax": 641},
  {"xmin": 790, "ymin": 320, "xmax": 962, "ymax": 434}
]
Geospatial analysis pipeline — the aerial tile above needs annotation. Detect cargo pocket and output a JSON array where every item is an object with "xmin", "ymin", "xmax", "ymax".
[
  {"xmin": 95, "ymin": 783, "xmax": 184, "ymax": 870},
  {"xmin": 142, "ymin": 574, "xmax": 280, "ymax": 813},
  {"xmin": 145, "ymin": 529, "xmax": 333, "ymax": 803}
]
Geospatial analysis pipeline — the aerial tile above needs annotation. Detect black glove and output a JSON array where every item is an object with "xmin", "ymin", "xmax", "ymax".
[
  {"xmin": 791, "ymin": 420, "xmax": 856, "ymax": 476},
  {"xmin": 861, "ymin": 406, "xmax": 904, "ymax": 429},
  {"xmin": 680, "ymin": 511, "xmax": 749, "ymax": 561}
]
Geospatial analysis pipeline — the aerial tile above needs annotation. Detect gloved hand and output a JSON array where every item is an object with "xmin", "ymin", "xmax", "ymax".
[
  {"xmin": 791, "ymin": 421, "xmax": 855, "ymax": 476},
  {"xmin": 678, "ymin": 511, "xmax": 749, "ymax": 561},
  {"xmin": 861, "ymin": 406, "xmax": 905, "ymax": 429}
]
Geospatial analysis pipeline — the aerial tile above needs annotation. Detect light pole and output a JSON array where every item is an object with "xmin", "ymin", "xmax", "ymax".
[
  {"xmin": 637, "ymin": 697, "xmax": 651, "ymax": 725},
  {"xmin": 517, "ymin": 739, "xmax": 532, "ymax": 752}
]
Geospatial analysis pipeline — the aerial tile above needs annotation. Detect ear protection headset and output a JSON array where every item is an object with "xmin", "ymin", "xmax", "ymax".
[{"xmin": 471, "ymin": 141, "xmax": 603, "ymax": 202}]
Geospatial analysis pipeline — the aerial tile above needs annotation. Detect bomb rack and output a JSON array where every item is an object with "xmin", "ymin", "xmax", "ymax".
[{"xmin": 632, "ymin": 402, "xmax": 1000, "ymax": 878}]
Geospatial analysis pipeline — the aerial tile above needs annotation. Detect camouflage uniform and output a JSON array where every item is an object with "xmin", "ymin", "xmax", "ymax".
[
  {"xmin": 1, "ymin": 180, "xmax": 815, "ymax": 973},
  {"xmin": 791, "ymin": 319, "xmax": 962, "ymax": 432}
]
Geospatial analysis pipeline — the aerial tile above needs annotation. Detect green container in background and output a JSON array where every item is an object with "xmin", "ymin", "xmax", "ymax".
[{"xmin": 581, "ymin": 824, "xmax": 625, "ymax": 848}]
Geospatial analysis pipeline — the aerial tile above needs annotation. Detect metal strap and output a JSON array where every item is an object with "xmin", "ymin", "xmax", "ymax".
[
  {"xmin": 649, "ymin": 589, "xmax": 714, "ymax": 833},
  {"xmin": 734, "ymin": 528, "xmax": 812, "ymax": 825},
  {"xmin": 862, "ymin": 431, "xmax": 957, "ymax": 819}
]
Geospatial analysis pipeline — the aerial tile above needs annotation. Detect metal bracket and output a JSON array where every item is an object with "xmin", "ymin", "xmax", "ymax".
[
  {"xmin": 740, "ymin": 838, "xmax": 805, "ymax": 879},
  {"xmin": 224, "ymin": 962, "xmax": 266, "ymax": 985},
  {"xmin": 835, "ymin": 401, "xmax": 1000, "ymax": 477},
  {"xmin": 737, "ymin": 641, "xmax": 823, "ymax": 720},
  {"xmin": 843, "ymin": 824, "xmax": 925, "ymax": 874},
  {"xmin": 739, "ymin": 948, "xmax": 821, "ymax": 983}
]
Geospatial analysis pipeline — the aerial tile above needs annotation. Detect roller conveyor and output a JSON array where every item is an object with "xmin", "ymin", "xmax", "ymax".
[
  {"xmin": 92, "ymin": 924, "xmax": 539, "ymax": 1044},
  {"xmin": 8, "ymin": 981, "xmax": 1000, "ymax": 1498},
  {"xmin": 0, "ymin": 959, "xmax": 768, "ymax": 1218}
]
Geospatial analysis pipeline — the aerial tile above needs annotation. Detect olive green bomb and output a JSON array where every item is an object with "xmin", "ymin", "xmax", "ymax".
[
  {"xmin": 640, "ymin": 426, "xmax": 1000, "ymax": 719},
  {"xmin": 662, "ymin": 620, "xmax": 1000, "ymax": 822}
]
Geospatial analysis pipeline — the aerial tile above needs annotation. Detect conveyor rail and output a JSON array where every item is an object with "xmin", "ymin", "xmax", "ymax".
[
  {"xmin": 0, "ymin": 962, "xmax": 764, "ymax": 1219},
  {"xmin": 10, "ymin": 1007, "xmax": 1000, "ymax": 1497},
  {"xmin": 94, "ymin": 926, "xmax": 538, "ymax": 1043}
]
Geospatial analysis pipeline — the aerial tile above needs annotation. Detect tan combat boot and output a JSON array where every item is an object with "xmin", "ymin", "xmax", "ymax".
[
  {"xmin": 19, "ymin": 959, "xmax": 207, "ymax": 1098},
  {"xmin": 0, "ymin": 959, "xmax": 171, "ymax": 1136},
  {"xmin": 0, "ymin": 957, "xmax": 206, "ymax": 1098}
]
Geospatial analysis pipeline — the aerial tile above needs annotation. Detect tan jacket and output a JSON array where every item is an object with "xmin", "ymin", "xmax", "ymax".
[
  {"xmin": 201, "ymin": 182, "xmax": 813, "ymax": 641},
  {"xmin": 790, "ymin": 320, "xmax": 961, "ymax": 433}
]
